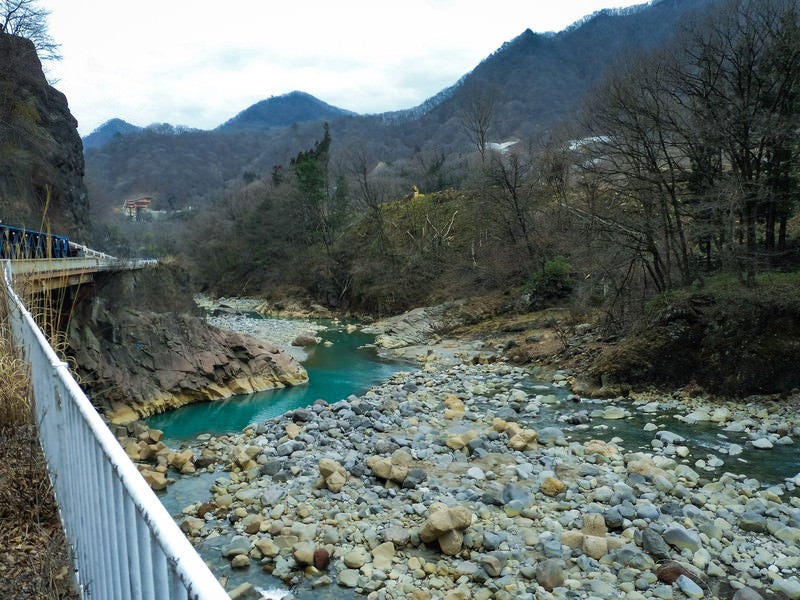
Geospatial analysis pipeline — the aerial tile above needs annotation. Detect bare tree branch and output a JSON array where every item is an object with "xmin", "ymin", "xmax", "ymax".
[{"xmin": 1, "ymin": 0, "xmax": 60, "ymax": 61}]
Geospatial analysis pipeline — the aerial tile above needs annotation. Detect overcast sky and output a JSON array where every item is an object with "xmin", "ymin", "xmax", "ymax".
[{"xmin": 41, "ymin": 1, "xmax": 646, "ymax": 136}]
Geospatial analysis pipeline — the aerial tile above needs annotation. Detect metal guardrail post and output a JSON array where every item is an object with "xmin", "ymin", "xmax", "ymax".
[{"xmin": 1, "ymin": 261, "xmax": 230, "ymax": 600}]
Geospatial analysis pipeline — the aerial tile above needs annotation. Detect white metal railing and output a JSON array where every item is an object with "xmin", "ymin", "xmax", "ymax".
[
  {"xmin": 68, "ymin": 242, "xmax": 158, "ymax": 268},
  {"xmin": 68, "ymin": 242, "xmax": 119, "ymax": 261},
  {"xmin": 1, "ymin": 263, "xmax": 229, "ymax": 600}
]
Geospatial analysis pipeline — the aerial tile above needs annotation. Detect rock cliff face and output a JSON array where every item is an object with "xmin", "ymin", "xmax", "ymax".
[
  {"xmin": 67, "ymin": 264, "xmax": 308, "ymax": 423},
  {"xmin": 0, "ymin": 33, "xmax": 304, "ymax": 421},
  {"xmin": 0, "ymin": 33, "xmax": 88, "ymax": 237}
]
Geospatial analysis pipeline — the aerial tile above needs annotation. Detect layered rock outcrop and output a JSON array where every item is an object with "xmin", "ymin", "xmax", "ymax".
[
  {"xmin": 67, "ymin": 264, "xmax": 307, "ymax": 423},
  {"xmin": 0, "ymin": 33, "xmax": 88, "ymax": 237}
]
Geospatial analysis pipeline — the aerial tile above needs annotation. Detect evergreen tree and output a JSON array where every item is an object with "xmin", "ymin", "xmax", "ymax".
[{"xmin": 290, "ymin": 123, "xmax": 333, "ymax": 250}]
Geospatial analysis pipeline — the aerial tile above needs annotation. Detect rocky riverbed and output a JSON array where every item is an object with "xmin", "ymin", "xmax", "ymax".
[
  {"xmin": 128, "ymin": 301, "xmax": 800, "ymax": 600},
  {"xmin": 196, "ymin": 296, "xmax": 328, "ymax": 363},
  {"xmin": 152, "ymin": 360, "xmax": 800, "ymax": 600}
]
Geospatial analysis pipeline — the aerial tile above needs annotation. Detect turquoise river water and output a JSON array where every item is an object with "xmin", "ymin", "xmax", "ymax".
[
  {"xmin": 147, "ymin": 323, "xmax": 411, "ymax": 443},
  {"xmin": 147, "ymin": 317, "xmax": 799, "ymax": 484}
]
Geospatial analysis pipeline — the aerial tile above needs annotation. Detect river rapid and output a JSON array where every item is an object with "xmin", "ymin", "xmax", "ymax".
[{"xmin": 147, "ymin": 304, "xmax": 800, "ymax": 600}]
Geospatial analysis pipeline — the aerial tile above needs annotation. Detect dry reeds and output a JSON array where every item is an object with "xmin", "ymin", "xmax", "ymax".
[
  {"xmin": 0, "ymin": 311, "xmax": 78, "ymax": 598},
  {"xmin": 0, "ymin": 291, "xmax": 33, "ymax": 429}
]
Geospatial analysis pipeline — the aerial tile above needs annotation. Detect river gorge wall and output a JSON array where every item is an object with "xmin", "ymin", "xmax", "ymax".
[
  {"xmin": 67, "ymin": 264, "xmax": 307, "ymax": 423},
  {"xmin": 0, "ymin": 33, "xmax": 89, "ymax": 238},
  {"xmin": 579, "ymin": 291, "xmax": 800, "ymax": 398}
]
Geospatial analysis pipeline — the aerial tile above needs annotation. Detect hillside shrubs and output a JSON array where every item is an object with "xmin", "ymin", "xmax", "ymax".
[
  {"xmin": 587, "ymin": 274, "xmax": 800, "ymax": 396},
  {"xmin": 524, "ymin": 257, "xmax": 574, "ymax": 309}
]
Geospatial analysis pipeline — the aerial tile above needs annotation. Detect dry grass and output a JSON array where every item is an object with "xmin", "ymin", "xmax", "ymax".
[
  {"xmin": 0, "ymin": 337, "xmax": 32, "ymax": 427},
  {"xmin": 0, "ymin": 289, "xmax": 80, "ymax": 599}
]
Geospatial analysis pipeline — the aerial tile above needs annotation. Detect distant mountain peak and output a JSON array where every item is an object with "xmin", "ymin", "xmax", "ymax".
[
  {"xmin": 282, "ymin": 90, "xmax": 322, "ymax": 100},
  {"xmin": 82, "ymin": 118, "xmax": 142, "ymax": 150},
  {"xmin": 216, "ymin": 91, "xmax": 357, "ymax": 133}
]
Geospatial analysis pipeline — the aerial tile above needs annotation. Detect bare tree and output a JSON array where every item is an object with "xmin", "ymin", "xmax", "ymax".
[
  {"xmin": 459, "ymin": 87, "xmax": 497, "ymax": 163},
  {"xmin": 346, "ymin": 146, "xmax": 389, "ymax": 253},
  {"xmin": 581, "ymin": 51, "xmax": 697, "ymax": 292},
  {"xmin": 676, "ymin": 0, "xmax": 800, "ymax": 280},
  {"xmin": 0, "ymin": 0, "xmax": 60, "ymax": 61},
  {"xmin": 577, "ymin": 0, "xmax": 800, "ymax": 289},
  {"xmin": 483, "ymin": 149, "xmax": 540, "ymax": 262}
]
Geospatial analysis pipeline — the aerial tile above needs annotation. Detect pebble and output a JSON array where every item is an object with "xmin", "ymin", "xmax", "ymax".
[
  {"xmin": 465, "ymin": 466, "xmax": 485, "ymax": 480},
  {"xmin": 773, "ymin": 577, "xmax": 800, "ymax": 599},
  {"xmin": 752, "ymin": 437, "xmax": 774, "ymax": 449},
  {"xmin": 676, "ymin": 574, "xmax": 704, "ymax": 598},
  {"xmin": 641, "ymin": 527, "xmax": 671, "ymax": 561},
  {"xmin": 662, "ymin": 525, "xmax": 702, "ymax": 551}
]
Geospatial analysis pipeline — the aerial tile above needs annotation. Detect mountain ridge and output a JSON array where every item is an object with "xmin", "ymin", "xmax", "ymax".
[
  {"xmin": 84, "ymin": 1, "xmax": 711, "ymax": 149},
  {"xmin": 215, "ymin": 90, "xmax": 357, "ymax": 132},
  {"xmin": 84, "ymin": 0, "xmax": 722, "ymax": 216}
]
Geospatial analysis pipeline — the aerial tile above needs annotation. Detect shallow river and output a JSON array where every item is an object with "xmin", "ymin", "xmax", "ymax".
[{"xmin": 146, "ymin": 318, "xmax": 798, "ymax": 599}]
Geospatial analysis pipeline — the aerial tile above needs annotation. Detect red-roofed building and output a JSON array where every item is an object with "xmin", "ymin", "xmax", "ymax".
[{"xmin": 122, "ymin": 196, "xmax": 153, "ymax": 220}]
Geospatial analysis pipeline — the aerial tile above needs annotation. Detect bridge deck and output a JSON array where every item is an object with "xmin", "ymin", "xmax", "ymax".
[{"xmin": 2, "ymin": 256, "xmax": 157, "ymax": 291}]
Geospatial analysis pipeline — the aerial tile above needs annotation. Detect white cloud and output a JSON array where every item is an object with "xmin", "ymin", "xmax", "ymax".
[{"xmin": 41, "ymin": 0, "xmax": 645, "ymax": 135}]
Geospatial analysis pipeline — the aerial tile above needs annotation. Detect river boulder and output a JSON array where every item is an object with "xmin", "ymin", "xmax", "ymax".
[{"xmin": 419, "ymin": 502, "xmax": 474, "ymax": 555}]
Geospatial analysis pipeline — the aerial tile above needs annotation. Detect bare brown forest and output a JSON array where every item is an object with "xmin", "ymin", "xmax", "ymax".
[{"xmin": 85, "ymin": 1, "xmax": 800, "ymax": 340}]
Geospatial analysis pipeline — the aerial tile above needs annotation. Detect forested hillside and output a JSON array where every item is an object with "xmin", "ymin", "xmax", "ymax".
[
  {"xmin": 84, "ymin": 0, "xmax": 800, "ymax": 398},
  {"xmin": 84, "ymin": 0, "xmax": 717, "ymax": 224},
  {"xmin": 216, "ymin": 91, "xmax": 357, "ymax": 132}
]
